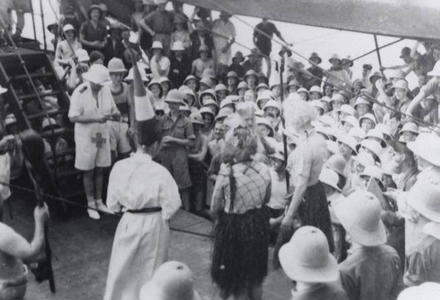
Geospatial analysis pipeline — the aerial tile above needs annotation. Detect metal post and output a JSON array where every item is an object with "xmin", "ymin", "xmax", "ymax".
[
  {"xmin": 40, "ymin": 0, "xmax": 48, "ymax": 51},
  {"xmin": 373, "ymin": 34, "xmax": 385, "ymax": 76},
  {"xmin": 279, "ymin": 48, "xmax": 290, "ymax": 191},
  {"xmin": 29, "ymin": 0, "xmax": 37, "ymax": 41},
  {"xmin": 352, "ymin": 38, "xmax": 404, "ymax": 62}
]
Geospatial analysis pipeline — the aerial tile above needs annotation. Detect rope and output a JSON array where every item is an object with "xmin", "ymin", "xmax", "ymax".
[{"xmin": 1, "ymin": 180, "xmax": 215, "ymax": 239}]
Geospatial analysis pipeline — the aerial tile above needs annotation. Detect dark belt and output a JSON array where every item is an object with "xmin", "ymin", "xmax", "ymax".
[{"xmin": 126, "ymin": 207, "xmax": 162, "ymax": 214}]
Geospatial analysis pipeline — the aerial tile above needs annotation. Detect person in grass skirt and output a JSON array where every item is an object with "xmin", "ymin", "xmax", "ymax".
[
  {"xmin": 210, "ymin": 124, "xmax": 271, "ymax": 300},
  {"xmin": 274, "ymin": 96, "xmax": 334, "ymax": 268}
]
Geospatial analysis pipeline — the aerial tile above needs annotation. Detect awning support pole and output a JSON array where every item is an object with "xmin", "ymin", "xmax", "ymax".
[
  {"xmin": 373, "ymin": 34, "xmax": 385, "ymax": 76},
  {"xmin": 40, "ymin": 0, "xmax": 47, "ymax": 51},
  {"xmin": 352, "ymin": 37, "xmax": 404, "ymax": 62},
  {"xmin": 29, "ymin": 0, "xmax": 37, "ymax": 41}
]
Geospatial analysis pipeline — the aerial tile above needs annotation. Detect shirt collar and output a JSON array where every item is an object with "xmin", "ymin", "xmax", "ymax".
[{"xmin": 131, "ymin": 151, "xmax": 152, "ymax": 163}]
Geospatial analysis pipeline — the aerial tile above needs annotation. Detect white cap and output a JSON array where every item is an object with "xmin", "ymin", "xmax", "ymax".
[
  {"xmin": 319, "ymin": 168, "xmax": 341, "ymax": 192},
  {"xmin": 152, "ymin": 41, "xmax": 164, "ymax": 50},
  {"xmin": 82, "ymin": 64, "xmax": 110, "ymax": 84},
  {"xmin": 63, "ymin": 24, "xmax": 75, "ymax": 32},
  {"xmin": 75, "ymin": 49, "xmax": 90, "ymax": 63},
  {"xmin": 333, "ymin": 190, "xmax": 387, "ymax": 246},
  {"xmin": 360, "ymin": 165, "xmax": 383, "ymax": 181}
]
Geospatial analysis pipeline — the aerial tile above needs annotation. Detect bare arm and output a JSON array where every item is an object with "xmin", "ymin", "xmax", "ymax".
[
  {"xmin": 210, "ymin": 171, "xmax": 226, "ymax": 216},
  {"xmin": 139, "ymin": 19, "xmax": 155, "ymax": 36},
  {"xmin": 188, "ymin": 135, "xmax": 208, "ymax": 161},
  {"xmin": 163, "ymin": 136, "xmax": 194, "ymax": 147},
  {"xmin": 0, "ymin": 205, "xmax": 47, "ymax": 260},
  {"xmin": 275, "ymin": 30, "xmax": 289, "ymax": 45},
  {"xmin": 69, "ymin": 114, "xmax": 104, "ymax": 124},
  {"xmin": 406, "ymin": 90, "xmax": 426, "ymax": 115},
  {"xmin": 283, "ymin": 175, "xmax": 308, "ymax": 221},
  {"xmin": 410, "ymin": 41, "xmax": 420, "ymax": 59}
]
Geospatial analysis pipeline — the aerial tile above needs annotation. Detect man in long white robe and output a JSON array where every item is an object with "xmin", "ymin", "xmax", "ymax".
[
  {"xmin": 103, "ymin": 50, "xmax": 181, "ymax": 300},
  {"xmin": 103, "ymin": 151, "xmax": 181, "ymax": 300}
]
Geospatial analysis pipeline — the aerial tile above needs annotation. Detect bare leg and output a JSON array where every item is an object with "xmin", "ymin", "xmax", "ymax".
[
  {"xmin": 83, "ymin": 169, "xmax": 99, "ymax": 219},
  {"xmin": 94, "ymin": 168, "xmax": 104, "ymax": 200},
  {"xmin": 83, "ymin": 170, "xmax": 95, "ymax": 201},
  {"xmin": 95, "ymin": 168, "xmax": 112, "ymax": 214}
]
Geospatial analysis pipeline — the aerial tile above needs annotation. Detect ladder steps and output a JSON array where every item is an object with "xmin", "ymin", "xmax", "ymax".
[
  {"xmin": 56, "ymin": 169, "xmax": 82, "ymax": 179},
  {"xmin": 27, "ymin": 108, "xmax": 66, "ymax": 120},
  {"xmin": 19, "ymin": 91, "xmax": 61, "ymax": 101},
  {"xmin": 13, "ymin": 72, "xmax": 54, "ymax": 80},
  {"xmin": 40, "ymin": 128, "xmax": 73, "ymax": 139}
]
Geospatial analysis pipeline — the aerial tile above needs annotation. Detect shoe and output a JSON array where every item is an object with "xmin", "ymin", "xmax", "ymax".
[
  {"xmin": 96, "ymin": 199, "xmax": 112, "ymax": 214},
  {"xmin": 87, "ymin": 201, "xmax": 100, "ymax": 220}
]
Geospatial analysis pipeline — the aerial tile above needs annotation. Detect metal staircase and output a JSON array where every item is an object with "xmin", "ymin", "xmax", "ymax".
[{"xmin": 0, "ymin": 47, "xmax": 83, "ymax": 214}]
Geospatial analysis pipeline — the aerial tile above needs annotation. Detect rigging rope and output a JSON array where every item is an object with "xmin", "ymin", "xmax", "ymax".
[{"xmin": 1, "ymin": 180, "xmax": 215, "ymax": 239}]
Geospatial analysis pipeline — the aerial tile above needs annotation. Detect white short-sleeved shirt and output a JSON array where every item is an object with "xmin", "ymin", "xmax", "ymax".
[{"xmin": 69, "ymin": 82, "xmax": 119, "ymax": 169}]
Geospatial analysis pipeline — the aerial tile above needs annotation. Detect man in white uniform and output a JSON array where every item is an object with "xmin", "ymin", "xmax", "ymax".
[
  {"xmin": 68, "ymin": 64, "xmax": 119, "ymax": 219},
  {"xmin": 104, "ymin": 53, "xmax": 181, "ymax": 300}
]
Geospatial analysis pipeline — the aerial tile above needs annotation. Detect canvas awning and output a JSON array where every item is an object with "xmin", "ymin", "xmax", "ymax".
[
  {"xmin": 182, "ymin": 0, "xmax": 440, "ymax": 41},
  {"xmin": 61, "ymin": 0, "xmax": 440, "ymax": 40}
]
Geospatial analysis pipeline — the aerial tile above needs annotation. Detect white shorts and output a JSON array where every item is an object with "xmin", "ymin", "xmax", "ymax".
[
  {"xmin": 215, "ymin": 49, "xmax": 232, "ymax": 66},
  {"xmin": 109, "ymin": 121, "xmax": 131, "ymax": 154},
  {"xmin": 74, "ymin": 131, "xmax": 111, "ymax": 171}
]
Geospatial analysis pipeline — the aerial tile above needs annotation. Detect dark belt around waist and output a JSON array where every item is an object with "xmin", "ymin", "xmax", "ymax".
[{"xmin": 126, "ymin": 207, "xmax": 162, "ymax": 214}]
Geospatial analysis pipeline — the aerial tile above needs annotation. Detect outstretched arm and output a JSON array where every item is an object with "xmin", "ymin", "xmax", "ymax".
[{"xmin": 0, "ymin": 205, "xmax": 48, "ymax": 260}]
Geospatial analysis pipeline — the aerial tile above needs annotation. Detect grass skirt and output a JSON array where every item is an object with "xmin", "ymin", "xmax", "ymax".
[
  {"xmin": 211, "ymin": 207, "xmax": 270, "ymax": 296},
  {"xmin": 273, "ymin": 181, "xmax": 334, "ymax": 268},
  {"xmin": 298, "ymin": 181, "xmax": 334, "ymax": 252}
]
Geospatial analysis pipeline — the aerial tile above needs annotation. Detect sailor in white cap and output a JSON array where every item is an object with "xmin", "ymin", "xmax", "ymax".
[
  {"xmin": 68, "ymin": 64, "xmax": 119, "ymax": 219},
  {"xmin": 104, "ymin": 60, "xmax": 181, "ymax": 300}
]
